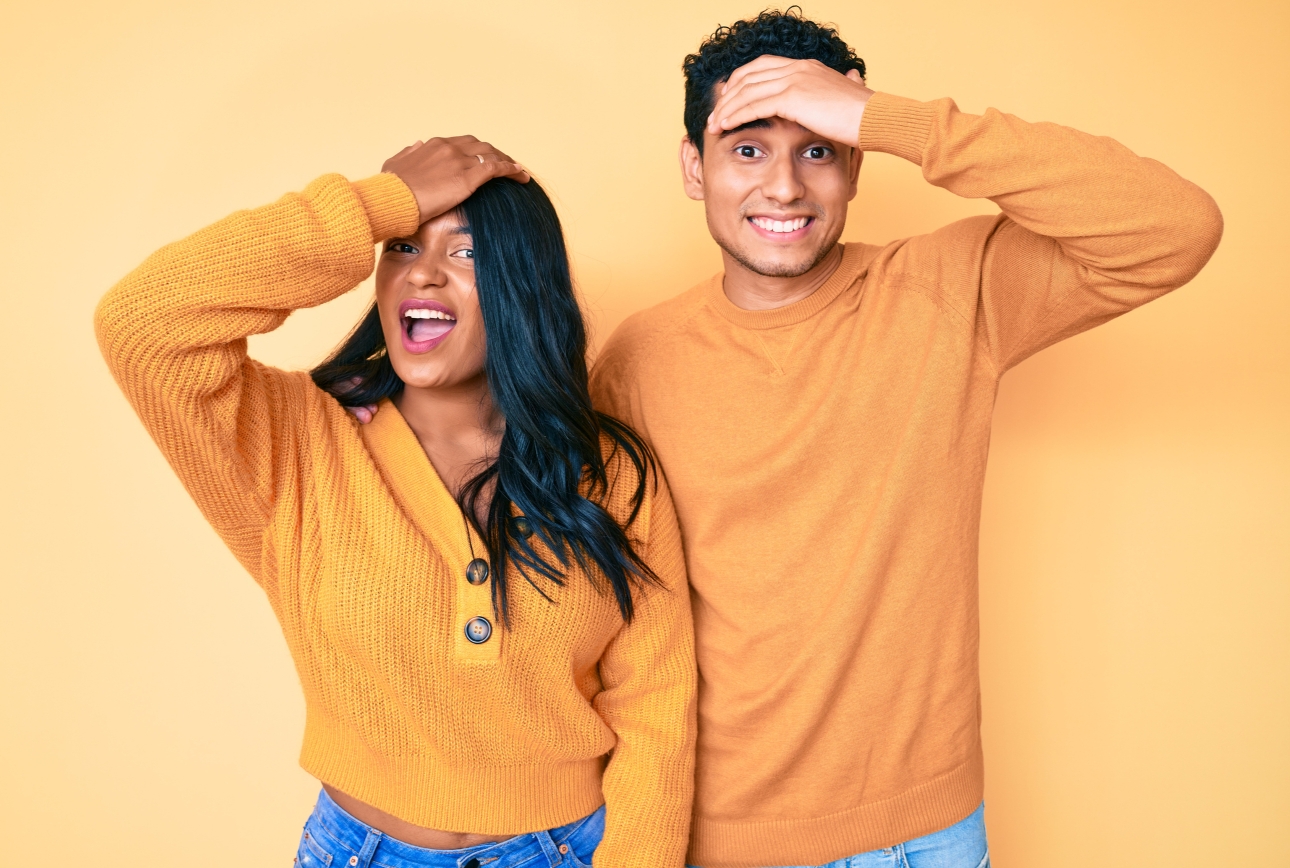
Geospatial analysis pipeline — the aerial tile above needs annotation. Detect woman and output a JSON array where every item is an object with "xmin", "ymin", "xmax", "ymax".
[{"xmin": 95, "ymin": 136, "xmax": 695, "ymax": 868}]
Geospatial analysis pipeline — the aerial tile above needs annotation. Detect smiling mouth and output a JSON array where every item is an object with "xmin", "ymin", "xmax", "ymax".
[
  {"xmin": 748, "ymin": 215, "xmax": 813, "ymax": 234},
  {"xmin": 403, "ymin": 306, "xmax": 456, "ymax": 348}
]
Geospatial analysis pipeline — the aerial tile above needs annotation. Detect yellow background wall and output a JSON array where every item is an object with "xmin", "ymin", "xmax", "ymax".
[{"xmin": 1, "ymin": 1, "xmax": 1285, "ymax": 865}]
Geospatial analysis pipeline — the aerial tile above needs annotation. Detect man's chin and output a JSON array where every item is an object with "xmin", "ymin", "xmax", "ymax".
[{"xmin": 719, "ymin": 239, "xmax": 837, "ymax": 280}]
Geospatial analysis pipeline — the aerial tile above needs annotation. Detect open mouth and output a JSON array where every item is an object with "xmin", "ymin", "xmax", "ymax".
[
  {"xmin": 399, "ymin": 299, "xmax": 457, "ymax": 352},
  {"xmin": 747, "ymin": 215, "xmax": 814, "ymax": 239}
]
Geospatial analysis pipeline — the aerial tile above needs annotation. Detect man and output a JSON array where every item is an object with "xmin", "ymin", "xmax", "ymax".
[{"xmin": 588, "ymin": 9, "xmax": 1221, "ymax": 868}]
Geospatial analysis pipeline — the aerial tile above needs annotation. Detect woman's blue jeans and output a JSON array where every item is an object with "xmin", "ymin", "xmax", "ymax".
[
  {"xmin": 692, "ymin": 803, "xmax": 989, "ymax": 868},
  {"xmin": 295, "ymin": 788, "xmax": 606, "ymax": 868}
]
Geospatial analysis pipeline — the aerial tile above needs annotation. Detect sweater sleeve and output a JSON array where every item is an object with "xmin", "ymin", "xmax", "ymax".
[
  {"xmin": 858, "ymin": 92, "xmax": 1224, "ymax": 372},
  {"xmin": 592, "ymin": 470, "xmax": 697, "ymax": 868},
  {"xmin": 94, "ymin": 172, "xmax": 421, "ymax": 587}
]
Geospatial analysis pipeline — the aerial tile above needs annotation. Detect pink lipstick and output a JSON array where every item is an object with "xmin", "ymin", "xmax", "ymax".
[{"xmin": 398, "ymin": 298, "xmax": 457, "ymax": 354}]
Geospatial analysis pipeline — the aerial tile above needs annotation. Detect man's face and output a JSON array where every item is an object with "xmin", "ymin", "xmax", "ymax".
[{"xmin": 681, "ymin": 115, "xmax": 861, "ymax": 278}]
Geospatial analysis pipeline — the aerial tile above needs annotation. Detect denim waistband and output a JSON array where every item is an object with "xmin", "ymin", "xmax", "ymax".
[{"xmin": 301, "ymin": 788, "xmax": 604, "ymax": 868}]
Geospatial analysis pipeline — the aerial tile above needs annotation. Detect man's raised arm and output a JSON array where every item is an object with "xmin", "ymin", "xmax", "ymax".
[{"xmin": 709, "ymin": 55, "xmax": 1223, "ymax": 371}]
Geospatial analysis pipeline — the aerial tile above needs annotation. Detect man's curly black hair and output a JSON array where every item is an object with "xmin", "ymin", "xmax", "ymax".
[{"xmin": 683, "ymin": 7, "xmax": 866, "ymax": 154}]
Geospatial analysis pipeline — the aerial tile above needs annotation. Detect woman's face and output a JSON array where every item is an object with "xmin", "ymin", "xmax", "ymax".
[{"xmin": 374, "ymin": 211, "xmax": 487, "ymax": 390}]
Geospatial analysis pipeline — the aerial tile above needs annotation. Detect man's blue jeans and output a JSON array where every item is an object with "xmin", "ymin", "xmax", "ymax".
[{"xmin": 693, "ymin": 803, "xmax": 989, "ymax": 868}]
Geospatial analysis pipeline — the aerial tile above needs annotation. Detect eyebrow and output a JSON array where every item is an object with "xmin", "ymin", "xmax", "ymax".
[
  {"xmin": 450, "ymin": 226, "xmax": 472, "ymax": 235},
  {"xmin": 718, "ymin": 118, "xmax": 773, "ymax": 138}
]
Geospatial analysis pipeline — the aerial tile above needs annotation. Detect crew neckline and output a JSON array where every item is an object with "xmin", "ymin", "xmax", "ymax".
[{"xmin": 706, "ymin": 243, "xmax": 868, "ymax": 330}]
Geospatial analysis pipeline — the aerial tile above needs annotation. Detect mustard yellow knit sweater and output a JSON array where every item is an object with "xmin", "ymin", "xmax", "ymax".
[
  {"xmin": 95, "ymin": 172, "xmax": 696, "ymax": 868},
  {"xmin": 591, "ymin": 93, "xmax": 1222, "ymax": 867}
]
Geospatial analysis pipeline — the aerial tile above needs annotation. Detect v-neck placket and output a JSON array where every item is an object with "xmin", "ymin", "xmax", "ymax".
[{"xmin": 359, "ymin": 399, "xmax": 501, "ymax": 663}]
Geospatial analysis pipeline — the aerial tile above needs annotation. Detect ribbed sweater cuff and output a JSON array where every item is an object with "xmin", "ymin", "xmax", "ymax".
[
  {"xmin": 858, "ymin": 92, "xmax": 937, "ymax": 165},
  {"xmin": 353, "ymin": 172, "xmax": 421, "ymax": 242}
]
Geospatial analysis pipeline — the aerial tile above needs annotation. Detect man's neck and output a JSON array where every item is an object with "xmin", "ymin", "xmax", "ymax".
[{"xmin": 720, "ymin": 244, "xmax": 844, "ymax": 311}]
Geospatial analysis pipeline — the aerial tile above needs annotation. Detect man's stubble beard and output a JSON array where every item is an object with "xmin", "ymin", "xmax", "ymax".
[{"xmin": 711, "ymin": 215, "xmax": 844, "ymax": 279}]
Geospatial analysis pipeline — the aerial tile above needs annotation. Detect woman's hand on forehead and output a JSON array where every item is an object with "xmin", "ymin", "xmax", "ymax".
[{"xmin": 382, "ymin": 136, "xmax": 530, "ymax": 225}]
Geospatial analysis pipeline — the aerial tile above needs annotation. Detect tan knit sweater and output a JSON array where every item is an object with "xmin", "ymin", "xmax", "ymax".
[
  {"xmin": 591, "ymin": 92, "xmax": 1222, "ymax": 867},
  {"xmin": 95, "ymin": 172, "xmax": 697, "ymax": 868}
]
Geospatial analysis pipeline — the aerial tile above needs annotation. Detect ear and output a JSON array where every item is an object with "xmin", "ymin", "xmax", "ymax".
[
  {"xmin": 679, "ymin": 136, "xmax": 705, "ymax": 201},
  {"xmin": 846, "ymin": 69, "xmax": 865, "ymax": 84},
  {"xmin": 847, "ymin": 148, "xmax": 864, "ymax": 200}
]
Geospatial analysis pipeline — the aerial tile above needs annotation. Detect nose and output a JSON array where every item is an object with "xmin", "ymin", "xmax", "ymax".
[
  {"xmin": 761, "ymin": 150, "xmax": 806, "ymax": 206},
  {"xmin": 406, "ymin": 249, "xmax": 447, "ymax": 289}
]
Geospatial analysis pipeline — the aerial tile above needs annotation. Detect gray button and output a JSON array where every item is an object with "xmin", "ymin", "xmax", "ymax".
[
  {"xmin": 465, "ymin": 558, "xmax": 489, "ymax": 586},
  {"xmin": 464, "ymin": 617, "xmax": 492, "ymax": 644},
  {"xmin": 511, "ymin": 516, "xmax": 533, "ymax": 538}
]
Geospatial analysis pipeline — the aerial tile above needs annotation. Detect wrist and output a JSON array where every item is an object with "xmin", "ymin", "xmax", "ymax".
[
  {"xmin": 855, "ymin": 92, "xmax": 936, "ymax": 164},
  {"xmin": 354, "ymin": 173, "xmax": 422, "ymax": 242},
  {"xmin": 851, "ymin": 87, "xmax": 875, "ymax": 148}
]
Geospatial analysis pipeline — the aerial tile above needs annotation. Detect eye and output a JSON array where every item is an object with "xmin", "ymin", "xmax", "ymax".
[
  {"xmin": 451, "ymin": 248, "xmax": 475, "ymax": 261},
  {"xmin": 805, "ymin": 146, "xmax": 831, "ymax": 160},
  {"xmin": 385, "ymin": 241, "xmax": 418, "ymax": 254},
  {"xmin": 735, "ymin": 145, "xmax": 764, "ymax": 159}
]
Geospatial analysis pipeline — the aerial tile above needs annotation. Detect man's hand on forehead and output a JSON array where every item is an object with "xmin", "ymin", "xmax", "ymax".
[{"xmin": 706, "ymin": 55, "xmax": 874, "ymax": 149}]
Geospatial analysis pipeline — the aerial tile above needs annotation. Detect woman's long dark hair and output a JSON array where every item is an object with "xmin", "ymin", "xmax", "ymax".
[{"xmin": 312, "ymin": 178, "xmax": 658, "ymax": 624}]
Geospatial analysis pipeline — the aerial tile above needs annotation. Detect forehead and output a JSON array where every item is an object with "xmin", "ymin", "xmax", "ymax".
[
  {"xmin": 412, "ymin": 211, "xmax": 471, "ymax": 241},
  {"xmin": 710, "ymin": 116, "xmax": 829, "ymax": 147}
]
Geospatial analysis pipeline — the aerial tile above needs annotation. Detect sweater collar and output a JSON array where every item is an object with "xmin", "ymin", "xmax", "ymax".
[
  {"xmin": 358, "ymin": 398, "xmax": 478, "ymax": 555},
  {"xmin": 705, "ymin": 243, "xmax": 869, "ymax": 330}
]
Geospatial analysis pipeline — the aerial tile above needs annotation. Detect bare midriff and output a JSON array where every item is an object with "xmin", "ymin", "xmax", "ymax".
[{"xmin": 322, "ymin": 785, "xmax": 518, "ymax": 850}]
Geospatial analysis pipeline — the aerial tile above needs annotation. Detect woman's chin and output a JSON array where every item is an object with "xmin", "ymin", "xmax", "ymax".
[{"xmin": 392, "ymin": 364, "xmax": 485, "ymax": 393}]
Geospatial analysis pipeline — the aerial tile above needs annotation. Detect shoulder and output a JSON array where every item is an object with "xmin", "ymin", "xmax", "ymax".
[
  {"xmin": 870, "ymin": 214, "xmax": 1006, "ymax": 276},
  {"xmin": 861, "ymin": 214, "xmax": 1012, "ymax": 323},
  {"xmin": 590, "ymin": 278, "xmax": 713, "ymax": 423},
  {"xmin": 594, "ymin": 279, "xmax": 713, "ymax": 379}
]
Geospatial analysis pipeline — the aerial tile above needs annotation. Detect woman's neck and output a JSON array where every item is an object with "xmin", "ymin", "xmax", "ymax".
[{"xmin": 393, "ymin": 376, "xmax": 504, "ymax": 498}]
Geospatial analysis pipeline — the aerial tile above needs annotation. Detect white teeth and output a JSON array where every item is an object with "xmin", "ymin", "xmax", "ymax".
[
  {"xmin": 752, "ymin": 216, "xmax": 810, "ymax": 233},
  {"xmin": 404, "ymin": 308, "xmax": 455, "ymax": 320}
]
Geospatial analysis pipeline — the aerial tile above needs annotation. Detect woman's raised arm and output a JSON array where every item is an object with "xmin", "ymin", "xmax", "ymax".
[
  {"xmin": 94, "ymin": 172, "xmax": 421, "ymax": 581},
  {"xmin": 95, "ymin": 138, "xmax": 528, "ymax": 583}
]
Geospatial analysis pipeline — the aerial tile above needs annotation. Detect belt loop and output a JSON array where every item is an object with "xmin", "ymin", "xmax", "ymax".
[
  {"xmin": 535, "ymin": 829, "xmax": 564, "ymax": 867},
  {"xmin": 353, "ymin": 828, "xmax": 383, "ymax": 868}
]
